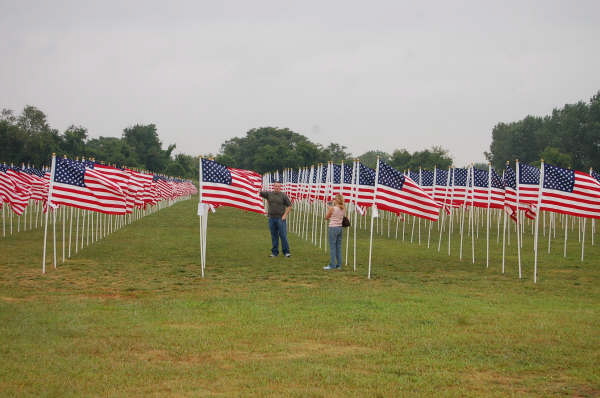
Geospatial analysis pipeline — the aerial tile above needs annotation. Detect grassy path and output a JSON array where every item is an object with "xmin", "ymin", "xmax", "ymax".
[{"xmin": 1, "ymin": 198, "xmax": 598, "ymax": 397}]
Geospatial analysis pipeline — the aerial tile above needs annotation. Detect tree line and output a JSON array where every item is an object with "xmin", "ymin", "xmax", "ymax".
[
  {"xmin": 215, "ymin": 127, "xmax": 453, "ymax": 173},
  {"xmin": 0, "ymin": 106, "xmax": 199, "ymax": 180},
  {"xmin": 3, "ymin": 90, "xmax": 598, "ymax": 179},
  {"xmin": 486, "ymin": 91, "xmax": 600, "ymax": 172}
]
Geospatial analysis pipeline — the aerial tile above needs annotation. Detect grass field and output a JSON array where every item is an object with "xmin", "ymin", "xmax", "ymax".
[{"xmin": 1, "ymin": 198, "xmax": 598, "ymax": 397}]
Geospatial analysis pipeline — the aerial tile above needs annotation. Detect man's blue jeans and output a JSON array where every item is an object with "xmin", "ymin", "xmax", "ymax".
[
  {"xmin": 268, "ymin": 217, "xmax": 289, "ymax": 256},
  {"xmin": 328, "ymin": 226, "xmax": 343, "ymax": 268}
]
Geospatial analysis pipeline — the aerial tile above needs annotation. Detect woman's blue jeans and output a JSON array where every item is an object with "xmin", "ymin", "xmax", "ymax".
[{"xmin": 328, "ymin": 226, "xmax": 343, "ymax": 268}]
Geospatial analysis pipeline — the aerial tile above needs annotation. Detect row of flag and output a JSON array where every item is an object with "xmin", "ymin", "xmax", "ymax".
[
  {"xmin": 263, "ymin": 160, "xmax": 600, "ymax": 221},
  {"xmin": 0, "ymin": 157, "xmax": 197, "ymax": 217}
]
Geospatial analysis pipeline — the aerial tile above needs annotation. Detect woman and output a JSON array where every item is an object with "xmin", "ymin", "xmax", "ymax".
[{"xmin": 324, "ymin": 194, "xmax": 345, "ymax": 270}]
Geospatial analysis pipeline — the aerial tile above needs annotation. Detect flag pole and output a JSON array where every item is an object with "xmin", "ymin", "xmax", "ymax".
[
  {"xmin": 581, "ymin": 218, "xmax": 586, "ymax": 262},
  {"xmin": 367, "ymin": 157, "xmax": 380, "ymax": 279},
  {"xmin": 533, "ymin": 160, "xmax": 544, "ymax": 283},
  {"xmin": 198, "ymin": 156, "xmax": 205, "ymax": 277},
  {"xmin": 486, "ymin": 164, "xmax": 492, "ymax": 268},
  {"xmin": 42, "ymin": 154, "xmax": 57, "ymax": 273},
  {"xmin": 515, "ymin": 159, "xmax": 522, "ymax": 279},
  {"xmin": 352, "ymin": 160, "xmax": 359, "ymax": 271},
  {"xmin": 469, "ymin": 165, "xmax": 475, "ymax": 264}
]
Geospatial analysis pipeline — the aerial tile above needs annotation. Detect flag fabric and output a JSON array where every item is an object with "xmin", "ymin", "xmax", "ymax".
[
  {"xmin": 341, "ymin": 163, "xmax": 355, "ymax": 201},
  {"xmin": 540, "ymin": 163, "xmax": 600, "ymax": 219},
  {"xmin": 450, "ymin": 168, "xmax": 469, "ymax": 206},
  {"xmin": 50, "ymin": 157, "xmax": 128, "ymax": 215},
  {"xmin": 591, "ymin": 170, "xmax": 600, "ymax": 183},
  {"xmin": 374, "ymin": 160, "xmax": 441, "ymax": 221},
  {"xmin": 25, "ymin": 167, "xmax": 49, "ymax": 202},
  {"xmin": 503, "ymin": 164, "xmax": 519, "ymax": 221},
  {"xmin": 0, "ymin": 164, "xmax": 30, "ymax": 215},
  {"xmin": 200, "ymin": 158, "xmax": 265, "ymax": 214},
  {"xmin": 518, "ymin": 162, "xmax": 540, "ymax": 219},
  {"xmin": 354, "ymin": 162, "xmax": 376, "ymax": 211},
  {"xmin": 420, "ymin": 170, "xmax": 434, "ymax": 197},
  {"xmin": 331, "ymin": 164, "xmax": 342, "ymax": 198},
  {"xmin": 472, "ymin": 168, "xmax": 490, "ymax": 209},
  {"xmin": 434, "ymin": 168, "xmax": 450, "ymax": 204}
]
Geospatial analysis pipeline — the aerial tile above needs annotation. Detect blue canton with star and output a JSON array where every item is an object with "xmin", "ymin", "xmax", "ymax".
[
  {"xmin": 421, "ymin": 170, "xmax": 434, "ymax": 186},
  {"xmin": 359, "ymin": 163, "xmax": 375, "ymax": 186},
  {"xmin": 473, "ymin": 168, "xmax": 488, "ymax": 187},
  {"xmin": 504, "ymin": 165, "xmax": 516, "ymax": 189},
  {"xmin": 519, "ymin": 163, "xmax": 540, "ymax": 185},
  {"xmin": 201, "ymin": 158, "xmax": 231, "ymax": 185},
  {"xmin": 543, "ymin": 164, "xmax": 574, "ymax": 192},
  {"xmin": 377, "ymin": 161, "xmax": 405, "ymax": 190},
  {"xmin": 54, "ymin": 157, "xmax": 86, "ymax": 186},
  {"xmin": 435, "ymin": 169, "xmax": 449, "ymax": 186}
]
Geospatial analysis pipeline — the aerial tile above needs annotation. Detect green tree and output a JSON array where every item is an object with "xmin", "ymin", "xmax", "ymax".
[
  {"xmin": 538, "ymin": 147, "xmax": 572, "ymax": 168},
  {"xmin": 321, "ymin": 143, "xmax": 352, "ymax": 163},
  {"xmin": 357, "ymin": 150, "xmax": 391, "ymax": 169},
  {"xmin": 61, "ymin": 125, "xmax": 88, "ymax": 158},
  {"xmin": 122, "ymin": 124, "xmax": 175, "ymax": 172},
  {"xmin": 486, "ymin": 91, "xmax": 600, "ymax": 172},
  {"xmin": 216, "ymin": 127, "xmax": 324, "ymax": 173}
]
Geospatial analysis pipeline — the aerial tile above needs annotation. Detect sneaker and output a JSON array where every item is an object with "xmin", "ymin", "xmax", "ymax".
[
  {"xmin": 323, "ymin": 265, "xmax": 335, "ymax": 270},
  {"xmin": 334, "ymin": 265, "xmax": 341, "ymax": 269},
  {"xmin": 269, "ymin": 254, "xmax": 278, "ymax": 257},
  {"xmin": 284, "ymin": 253, "xmax": 291, "ymax": 258}
]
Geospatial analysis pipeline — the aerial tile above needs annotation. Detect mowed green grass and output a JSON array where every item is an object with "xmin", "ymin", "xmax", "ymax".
[{"xmin": 0, "ymin": 198, "xmax": 598, "ymax": 397}]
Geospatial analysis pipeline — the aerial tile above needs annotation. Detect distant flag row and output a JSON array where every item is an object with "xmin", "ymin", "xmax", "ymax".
[
  {"xmin": 260, "ymin": 160, "xmax": 600, "ymax": 221},
  {"xmin": 0, "ymin": 156, "xmax": 197, "ymax": 216}
]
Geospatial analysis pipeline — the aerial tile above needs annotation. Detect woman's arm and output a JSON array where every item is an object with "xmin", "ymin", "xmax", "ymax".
[{"xmin": 325, "ymin": 206, "xmax": 334, "ymax": 220}]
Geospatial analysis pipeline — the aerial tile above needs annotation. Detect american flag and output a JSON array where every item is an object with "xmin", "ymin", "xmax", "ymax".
[
  {"xmin": 434, "ymin": 168, "xmax": 450, "ymax": 204},
  {"xmin": 288, "ymin": 169, "xmax": 300, "ymax": 200},
  {"xmin": 331, "ymin": 163, "xmax": 342, "ymax": 198},
  {"xmin": 540, "ymin": 163, "xmax": 600, "ymax": 219},
  {"xmin": 503, "ymin": 164, "xmax": 518, "ymax": 220},
  {"xmin": 50, "ymin": 157, "xmax": 128, "ymax": 215},
  {"xmin": 472, "ymin": 167, "xmax": 505, "ymax": 209},
  {"xmin": 518, "ymin": 162, "xmax": 540, "ymax": 218},
  {"xmin": 375, "ymin": 160, "xmax": 441, "ymax": 221},
  {"xmin": 93, "ymin": 163, "xmax": 134, "ymax": 212},
  {"xmin": 472, "ymin": 168, "xmax": 489, "ymax": 208},
  {"xmin": 25, "ymin": 166, "xmax": 49, "ymax": 202},
  {"xmin": 409, "ymin": 170, "xmax": 419, "ymax": 183},
  {"xmin": 590, "ymin": 170, "xmax": 600, "ymax": 183},
  {"xmin": 354, "ymin": 162, "xmax": 375, "ymax": 209},
  {"xmin": 0, "ymin": 164, "xmax": 30, "ymax": 215},
  {"xmin": 420, "ymin": 170, "xmax": 434, "ymax": 197},
  {"xmin": 200, "ymin": 158, "xmax": 265, "ymax": 214},
  {"xmin": 341, "ymin": 163, "xmax": 355, "ymax": 200},
  {"xmin": 450, "ymin": 168, "xmax": 469, "ymax": 206}
]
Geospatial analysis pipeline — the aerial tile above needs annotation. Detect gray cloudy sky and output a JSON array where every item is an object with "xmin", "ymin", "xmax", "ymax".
[{"xmin": 2, "ymin": 0, "xmax": 599, "ymax": 166}]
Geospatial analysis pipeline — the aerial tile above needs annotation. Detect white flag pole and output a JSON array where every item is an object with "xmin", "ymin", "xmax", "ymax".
[
  {"xmin": 469, "ymin": 165, "xmax": 475, "ymax": 264},
  {"xmin": 515, "ymin": 159, "xmax": 522, "ymax": 279},
  {"xmin": 486, "ymin": 164, "xmax": 492, "ymax": 268},
  {"xmin": 68, "ymin": 206, "xmax": 73, "ymax": 258},
  {"xmin": 42, "ymin": 154, "xmax": 57, "ymax": 274},
  {"xmin": 352, "ymin": 160, "xmax": 359, "ymax": 271},
  {"xmin": 437, "ymin": 168, "xmax": 450, "ymax": 252},
  {"xmin": 533, "ymin": 160, "xmax": 544, "ymax": 283},
  {"xmin": 581, "ymin": 218, "xmax": 586, "ymax": 262},
  {"xmin": 367, "ymin": 157, "xmax": 380, "ymax": 280},
  {"xmin": 198, "ymin": 156, "xmax": 205, "ymax": 277}
]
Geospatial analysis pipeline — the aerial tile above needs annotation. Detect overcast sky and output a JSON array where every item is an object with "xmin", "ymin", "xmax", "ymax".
[{"xmin": 2, "ymin": 0, "xmax": 599, "ymax": 166}]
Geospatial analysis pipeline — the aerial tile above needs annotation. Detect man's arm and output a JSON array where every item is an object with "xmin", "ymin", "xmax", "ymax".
[
  {"xmin": 282, "ymin": 205, "xmax": 292, "ymax": 220},
  {"xmin": 259, "ymin": 191, "xmax": 269, "ymax": 199}
]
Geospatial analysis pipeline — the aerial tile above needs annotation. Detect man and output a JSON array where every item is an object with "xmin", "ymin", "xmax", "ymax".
[{"xmin": 260, "ymin": 181, "xmax": 292, "ymax": 257}]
